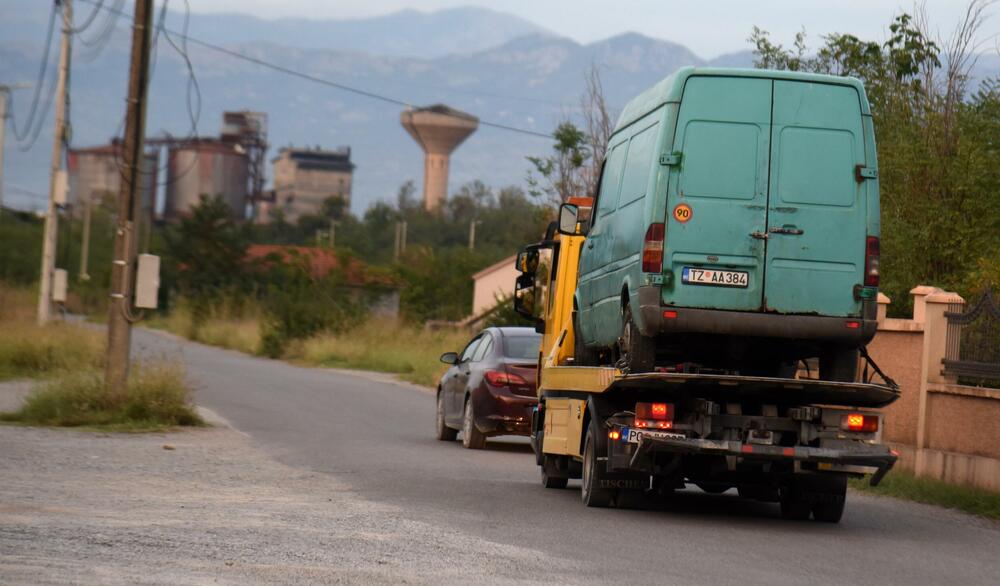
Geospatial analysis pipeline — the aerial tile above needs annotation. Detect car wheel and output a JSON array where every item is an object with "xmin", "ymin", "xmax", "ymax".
[
  {"xmin": 573, "ymin": 311, "xmax": 601, "ymax": 366},
  {"xmin": 618, "ymin": 303, "xmax": 655, "ymax": 373},
  {"xmin": 819, "ymin": 347, "xmax": 859, "ymax": 382},
  {"xmin": 435, "ymin": 391, "xmax": 458, "ymax": 441},
  {"xmin": 461, "ymin": 397, "xmax": 486, "ymax": 450},
  {"xmin": 581, "ymin": 419, "xmax": 614, "ymax": 507}
]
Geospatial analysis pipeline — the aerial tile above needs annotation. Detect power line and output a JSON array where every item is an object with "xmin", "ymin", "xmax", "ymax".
[
  {"xmin": 8, "ymin": 1, "xmax": 59, "ymax": 143},
  {"xmin": 75, "ymin": 0, "xmax": 555, "ymax": 140}
]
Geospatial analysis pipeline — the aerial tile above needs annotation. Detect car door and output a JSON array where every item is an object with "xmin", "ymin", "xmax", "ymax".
[
  {"xmin": 576, "ymin": 140, "xmax": 627, "ymax": 345},
  {"xmin": 764, "ymin": 80, "xmax": 867, "ymax": 316},
  {"xmin": 448, "ymin": 335, "xmax": 482, "ymax": 420},
  {"xmin": 666, "ymin": 75, "xmax": 771, "ymax": 311}
]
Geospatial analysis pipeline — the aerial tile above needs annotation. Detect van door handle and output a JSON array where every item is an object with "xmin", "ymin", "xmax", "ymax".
[
  {"xmin": 769, "ymin": 226, "xmax": 804, "ymax": 235},
  {"xmin": 750, "ymin": 231, "xmax": 769, "ymax": 240}
]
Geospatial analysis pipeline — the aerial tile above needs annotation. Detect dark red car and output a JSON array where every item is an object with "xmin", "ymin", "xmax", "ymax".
[{"xmin": 435, "ymin": 327, "xmax": 542, "ymax": 449}]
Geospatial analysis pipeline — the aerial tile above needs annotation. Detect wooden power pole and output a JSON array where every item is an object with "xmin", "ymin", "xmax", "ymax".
[
  {"xmin": 106, "ymin": 0, "xmax": 153, "ymax": 393},
  {"xmin": 37, "ymin": 0, "xmax": 72, "ymax": 324}
]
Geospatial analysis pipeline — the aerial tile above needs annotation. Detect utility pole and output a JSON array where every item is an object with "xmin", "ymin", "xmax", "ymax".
[
  {"xmin": 468, "ymin": 219, "xmax": 482, "ymax": 251},
  {"xmin": 0, "ymin": 83, "xmax": 33, "ymax": 220},
  {"xmin": 106, "ymin": 0, "xmax": 153, "ymax": 393},
  {"xmin": 78, "ymin": 198, "xmax": 91, "ymax": 280},
  {"xmin": 37, "ymin": 0, "xmax": 73, "ymax": 325}
]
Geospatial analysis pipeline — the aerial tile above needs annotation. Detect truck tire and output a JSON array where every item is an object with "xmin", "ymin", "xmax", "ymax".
[
  {"xmin": 820, "ymin": 347, "xmax": 859, "ymax": 382},
  {"xmin": 541, "ymin": 455, "xmax": 569, "ymax": 489},
  {"xmin": 811, "ymin": 475, "xmax": 848, "ymax": 523},
  {"xmin": 435, "ymin": 391, "xmax": 458, "ymax": 441},
  {"xmin": 581, "ymin": 420, "xmax": 614, "ymax": 507},
  {"xmin": 573, "ymin": 311, "xmax": 600, "ymax": 366},
  {"xmin": 618, "ymin": 303, "xmax": 655, "ymax": 373},
  {"xmin": 462, "ymin": 398, "xmax": 487, "ymax": 449},
  {"xmin": 779, "ymin": 481, "xmax": 812, "ymax": 521}
]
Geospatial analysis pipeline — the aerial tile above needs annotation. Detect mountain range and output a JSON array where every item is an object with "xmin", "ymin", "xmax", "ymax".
[{"xmin": 0, "ymin": 1, "xmax": 996, "ymax": 214}]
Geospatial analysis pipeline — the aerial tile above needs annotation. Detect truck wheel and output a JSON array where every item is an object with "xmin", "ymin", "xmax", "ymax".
[
  {"xmin": 779, "ymin": 481, "xmax": 812, "ymax": 521},
  {"xmin": 615, "ymin": 489, "xmax": 645, "ymax": 509},
  {"xmin": 573, "ymin": 311, "xmax": 600, "ymax": 366},
  {"xmin": 820, "ymin": 347, "xmax": 859, "ymax": 382},
  {"xmin": 618, "ymin": 304, "xmax": 655, "ymax": 373},
  {"xmin": 581, "ymin": 421, "xmax": 614, "ymax": 507},
  {"xmin": 462, "ymin": 398, "xmax": 487, "ymax": 449},
  {"xmin": 436, "ymin": 391, "xmax": 458, "ymax": 441},
  {"xmin": 541, "ymin": 455, "xmax": 569, "ymax": 489},
  {"xmin": 811, "ymin": 475, "xmax": 848, "ymax": 523}
]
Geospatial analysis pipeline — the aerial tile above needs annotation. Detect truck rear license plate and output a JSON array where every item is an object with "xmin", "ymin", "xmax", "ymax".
[
  {"xmin": 682, "ymin": 267, "xmax": 748, "ymax": 288},
  {"xmin": 621, "ymin": 427, "xmax": 686, "ymax": 444}
]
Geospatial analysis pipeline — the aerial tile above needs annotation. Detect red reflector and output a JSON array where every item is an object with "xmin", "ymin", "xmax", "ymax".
[
  {"xmin": 663, "ymin": 310, "xmax": 678, "ymax": 319},
  {"xmin": 841, "ymin": 413, "xmax": 879, "ymax": 433},
  {"xmin": 641, "ymin": 223, "xmax": 665, "ymax": 273},
  {"xmin": 636, "ymin": 402, "xmax": 674, "ymax": 421},
  {"xmin": 846, "ymin": 320, "xmax": 861, "ymax": 329},
  {"xmin": 782, "ymin": 447, "xmax": 795, "ymax": 457},
  {"xmin": 865, "ymin": 236, "xmax": 880, "ymax": 287},
  {"xmin": 741, "ymin": 445, "xmax": 754, "ymax": 454}
]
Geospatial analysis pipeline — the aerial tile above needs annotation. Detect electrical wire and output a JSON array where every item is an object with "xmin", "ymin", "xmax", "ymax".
[
  {"xmin": 74, "ymin": 0, "xmax": 555, "ymax": 140},
  {"xmin": 8, "ymin": 1, "xmax": 59, "ymax": 143},
  {"xmin": 69, "ymin": 0, "xmax": 105, "ymax": 34}
]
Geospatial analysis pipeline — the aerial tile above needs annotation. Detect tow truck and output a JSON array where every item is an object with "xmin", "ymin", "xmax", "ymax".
[{"xmin": 513, "ymin": 198, "xmax": 899, "ymax": 522}]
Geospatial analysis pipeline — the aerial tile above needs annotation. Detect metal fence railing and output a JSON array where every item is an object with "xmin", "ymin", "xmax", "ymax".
[{"xmin": 943, "ymin": 287, "xmax": 1000, "ymax": 387}]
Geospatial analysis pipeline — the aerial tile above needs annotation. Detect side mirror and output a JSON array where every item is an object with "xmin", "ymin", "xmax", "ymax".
[
  {"xmin": 514, "ymin": 274, "xmax": 538, "ymax": 322},
  {"xmin": 516, "ymin": 248, "xmax": 540, "ymax": 275},
  {"xmin": 558, "ymin": 203, "xmax": 580, "ymax": 235},
  {"xmin": 440, "ymin": 351, "xmax": 458, "ymax": 365}
]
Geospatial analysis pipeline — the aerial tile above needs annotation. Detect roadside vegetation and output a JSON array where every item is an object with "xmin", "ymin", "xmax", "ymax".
[
  {"xmin": 850, "ymin": 470, "xmax": 1000, "ymax": 521},
  {"xmin": 1, "ymin": 362, "xmax": 203, "ymax": 431}
]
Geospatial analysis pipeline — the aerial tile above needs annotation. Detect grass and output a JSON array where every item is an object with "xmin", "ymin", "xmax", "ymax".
[
  {"xmin": 0, "ymin": 361, "xmax": 204, "ymax": 431},
  {"xmin": 147, "ymin": 302, "xmax": 262, "ymax": 355},
  {"xmin": 0, "ymin": 285, "xmax": 105, "ymax": 381},
  {"xmin": 290, "ymin": 318, "xmax": 472, "ymax": 387},
  {"xmin": 850, "ymin": 470, "xmax": 1000, "ymax": 520}
]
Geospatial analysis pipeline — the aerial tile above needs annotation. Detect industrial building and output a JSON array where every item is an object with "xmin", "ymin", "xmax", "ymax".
[
  {"xmin": 400, "ymin": 104, "xmax": 478, "ymax": 211},
  {"xmin": 268, "ymin": 146, "xmax": 354, "ymax": 223},
  {"xmin": 164, "ymin": 139, "xmax": 249, "ymax": 221},
  {"xmin": 66, "ymin": 143, "xmax": 157, "ymax": 214}
]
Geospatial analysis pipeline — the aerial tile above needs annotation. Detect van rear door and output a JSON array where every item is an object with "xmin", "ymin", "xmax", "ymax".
[
  {"xmin": 764, "ymin": 81, "xmax": 867, "ymax": 317},
  {"xmin": 666, "ymin": 76, "xmax": 770, "ymax": 311}
]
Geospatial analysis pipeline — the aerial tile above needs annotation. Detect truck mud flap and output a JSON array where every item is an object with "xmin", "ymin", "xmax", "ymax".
[{"xmin": 629, "ymin": 437, "xmax": 897, "ymax": 486}]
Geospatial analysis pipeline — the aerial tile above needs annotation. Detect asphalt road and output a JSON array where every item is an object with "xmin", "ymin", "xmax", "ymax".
[{"xmin": 134, "ymin": 329, "xmax": 1000, "ymax": 585}]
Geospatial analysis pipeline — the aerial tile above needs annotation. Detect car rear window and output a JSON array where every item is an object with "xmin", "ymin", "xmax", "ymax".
[{"xmin": 503, "ymin": 335, "xmax": 542, "ymax": 360}]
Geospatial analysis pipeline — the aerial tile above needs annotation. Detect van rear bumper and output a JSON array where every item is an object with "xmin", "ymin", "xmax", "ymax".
[{"xmin": 636, "ymin": 286, "xmax": 877, "ymax": 344}]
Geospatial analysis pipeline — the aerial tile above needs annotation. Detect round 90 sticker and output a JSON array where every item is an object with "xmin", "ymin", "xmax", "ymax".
[{"xmin": 673, "ymin": 203, "xmax": 692, "ymax": 223}]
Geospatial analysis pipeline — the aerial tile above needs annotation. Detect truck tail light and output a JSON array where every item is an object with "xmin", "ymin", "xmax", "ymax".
[
  {"xmin": 484, "ymin": 370, "xmax": 528, "ymax": 388},
  {"xmin": 865, "ymin": 236, "xmax": 880, "ymax": 287},
  {"xmin": 841, "ymin": 413, "xmax": 878, "ymax": 433},
  {"xmin": 635, "ymin": 402, "xmax": 673, "ymax": 428},
  {"xmin": 642, "ymin": 223, "xmax": 665, "ymax": 273}
]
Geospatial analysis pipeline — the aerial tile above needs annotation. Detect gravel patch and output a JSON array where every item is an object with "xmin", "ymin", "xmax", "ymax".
[{"xmin": 0, "ymin": 409, "xmax": 577, "ymax": 584}]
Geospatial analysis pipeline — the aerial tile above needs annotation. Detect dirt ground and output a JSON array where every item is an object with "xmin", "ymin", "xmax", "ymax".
[{"xmin": 0, "ymin": 384, "xmax": 573, "ymax": 585}]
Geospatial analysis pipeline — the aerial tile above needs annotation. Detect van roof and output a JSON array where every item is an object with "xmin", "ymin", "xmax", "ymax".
[{"xmin": 614, "ymin": 67, "xmax": 871, "ymax": 134}]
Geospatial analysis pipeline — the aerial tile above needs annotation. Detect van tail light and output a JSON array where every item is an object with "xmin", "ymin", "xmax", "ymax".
[
  {"xmin": 841, "ymin": 413, "xmax": 879, "ymax": 433},
  {"xmin": 864, "ymin": 236, "xmax": 880, "ymax": 287},
  {"xmin": 642, "ymin": 223, "xmax": 665, "ymax": 273},
  {"xmin": 635, "ymin": 402, "xmax": 673, "ymax": 428},
  {"xmin": 484, "ymin": 370, "xmax": 528, "ymax": 388}
]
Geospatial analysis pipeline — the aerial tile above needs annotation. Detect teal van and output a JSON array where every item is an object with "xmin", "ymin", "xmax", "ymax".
[{"xmin": 569, "ymin": 67, "xmax": 881, "ymax": 380}]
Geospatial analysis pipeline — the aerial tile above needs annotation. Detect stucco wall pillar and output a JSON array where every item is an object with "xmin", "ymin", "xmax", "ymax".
[{"xmin": 915, "ymin": 290, "xmax": 964, "ymax": 458}]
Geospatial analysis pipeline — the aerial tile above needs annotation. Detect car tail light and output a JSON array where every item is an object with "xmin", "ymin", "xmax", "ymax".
[
  {"xmin": 484, "ymin": 370, "xmax": 528, "ymax": 388},
  {"xmin": 635, "ymin": 402, "xmax": 673, "ymax": 429},
  {"xmin": 841, "ymin": 413, "xmax": 878, "ymax": 433},
  {"xmin": 865, "ymin": 236, "xmax": 880, "ymax": 287},
  {"xmin": 642, "ymin": 223, "xmax": 665, "ymax": 273}
]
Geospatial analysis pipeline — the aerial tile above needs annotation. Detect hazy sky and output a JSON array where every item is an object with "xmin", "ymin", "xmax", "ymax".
[{"xmin": 190, "ymin": 0, "xmax": 1000, "ymax": 59}]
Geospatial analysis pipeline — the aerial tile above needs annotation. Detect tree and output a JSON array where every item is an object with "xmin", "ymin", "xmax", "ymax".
[
  {"xmin": 526, "ymin": 121, "xmax": 590, "ymax": 205},
  {"xmin": 582, "ymin": 63, "xmax": 616, "ymax": 197}
]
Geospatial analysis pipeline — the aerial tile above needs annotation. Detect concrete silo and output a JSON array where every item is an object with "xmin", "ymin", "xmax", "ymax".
[
  {"xmin": 400, "ymin": 104, "xmax": 478, "ymax": 211},
  {"xmin": 164, "ymin": 140, "xmax": 248, "ymax": 220}
]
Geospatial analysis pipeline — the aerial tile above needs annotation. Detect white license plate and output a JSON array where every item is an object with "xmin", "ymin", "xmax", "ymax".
[
  {"xmin": 621, "ymin": 427, "xmax": 686, "ymax": 444},
  {"xmin": 682, "ymin": 267, "xmax": 749, "ymax": 288}
]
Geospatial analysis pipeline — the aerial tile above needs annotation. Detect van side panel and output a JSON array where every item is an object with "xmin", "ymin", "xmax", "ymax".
[
  {"xmin": 663, "ymin": 76, "xmax": 771, "ymax": 311},
  {"xmin": 764, "ymin": 81, "xmax": 867, "ymax": 317}
]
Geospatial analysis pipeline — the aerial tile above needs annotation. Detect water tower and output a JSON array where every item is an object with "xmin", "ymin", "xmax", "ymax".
[{"xmin": 400, "ymin": 104, "xmax": 479, "ymax": 211}]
